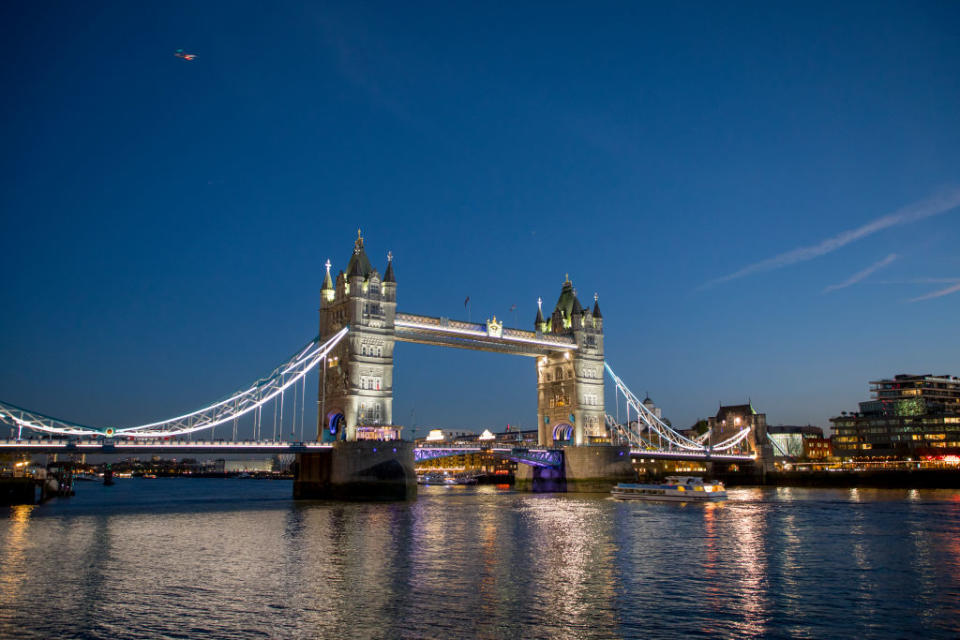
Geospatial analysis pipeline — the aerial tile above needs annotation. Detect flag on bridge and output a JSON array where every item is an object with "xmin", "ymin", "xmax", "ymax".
[{"xmin": 464, "ymin": 296, "xmax": 470, "ymax": 308}]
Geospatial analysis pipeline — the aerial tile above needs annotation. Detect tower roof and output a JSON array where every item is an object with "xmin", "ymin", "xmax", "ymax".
[
  {"xmin": 384, "ymin": 251, "xmax": 395, "ymax": 283},
  {"xmin": 552, "ymin": 276, "xmax": 583, "ymax": 319},
  {"xmin": 592, "ymin": 292, "xmax": 602, "ymax": 318},
  {"xmin": 346, "ymin": 229, "xmax": 373, "ymax": 279},
  {"xmin": 714, "ymin": 403, "xmax": 758, "ymax": 422}
]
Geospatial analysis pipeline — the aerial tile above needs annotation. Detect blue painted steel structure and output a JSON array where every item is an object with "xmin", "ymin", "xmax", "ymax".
[{"xmin": 414, "ymin": 446, "xmax": 563, "ymax": 468}]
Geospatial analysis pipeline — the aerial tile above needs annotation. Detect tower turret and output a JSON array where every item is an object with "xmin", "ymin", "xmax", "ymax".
[
  {"xmin": 321, "ymin": 259, "xmax": 334, "ymax": 304},
  {"xmin": 318, "ymin": 232, "xmax": 397, "ymax": 442},
  {"xmin": 534, "ymin": 296, "xmax": 546, "ymax": 332},
  {"xmin": 536, "ymin": 276, "xmax": 605, "ymax": 446}
]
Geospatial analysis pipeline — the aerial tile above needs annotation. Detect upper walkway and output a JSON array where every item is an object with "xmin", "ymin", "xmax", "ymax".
[{"xmin": 394, "ymin": 313, "xmax": 576, "ymax": 356}]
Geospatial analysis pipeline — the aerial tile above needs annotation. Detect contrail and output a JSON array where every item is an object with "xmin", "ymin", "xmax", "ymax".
[
  {"xmin": 823, "ymin": 253, "xmax": 898, "ymax": 293},
  {"xmin": 909, "ymin": 281, "xmax": 960, "ymax": 303},
  {"xmin": 699, "ymin": 188, "xmax": 960, "ymax": 289},
  {"xmin": 876, "ymin": 277, "xmax": 960, "ymax": 284}
]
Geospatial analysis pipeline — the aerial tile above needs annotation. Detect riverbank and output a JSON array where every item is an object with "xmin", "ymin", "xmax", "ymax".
[{"xmin": 762, "ymin": 469, "xmax": 960, "ymax": 489}]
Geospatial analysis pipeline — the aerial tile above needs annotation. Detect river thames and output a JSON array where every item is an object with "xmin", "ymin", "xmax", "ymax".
[{"xmin": 1, "ymin": 480, "xmax": 959, "ymax": 639}]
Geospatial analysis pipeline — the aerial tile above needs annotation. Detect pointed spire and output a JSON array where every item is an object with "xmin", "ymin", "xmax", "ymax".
[
  {"xmin": 322, "ymin": 259, "xmax": 334, "ymax": 291},
  {"xmin": 349, "ymin": 255, "xmax": 364, "ymax": 278},
  {"xmin": 384, "ymin": 251, "xmax": 395, "ymax": 283},
  {"xmin": 592, "ymin": 292, "xmax": 602, "ymax": 318},
  {"xmin": 571, "ymin": 295, "xmax": 583, "ymax": 316},
  {"xmin": 346, "ymin": 229, "xmax": 373, "ymax": 279},
  {"xmin": 534, "ymin": 296, "xmax": 545, "ymax": 326}
]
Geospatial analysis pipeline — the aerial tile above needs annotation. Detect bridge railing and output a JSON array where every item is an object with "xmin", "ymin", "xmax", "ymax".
[
  {"xmin": 0, "ymin": 327, "xmax": 350, "ymax": 440},
  {"xmin": 604, "ymin": 362, "xmax": 755, "ymax": 456}
]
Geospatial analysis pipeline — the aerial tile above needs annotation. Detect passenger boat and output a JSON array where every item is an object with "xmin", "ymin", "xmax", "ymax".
[{"xmin": 611, "ymin": 476, "xmax": 726, "ymax": 502}]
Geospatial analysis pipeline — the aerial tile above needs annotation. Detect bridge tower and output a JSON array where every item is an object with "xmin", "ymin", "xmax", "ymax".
[
  {"xmin": 318, "ymin": 231, "xmax": 397, "ymax": 441},
  {"xmin": 535, "ymin": 277, "xmax": 605, "ymax": 446}
]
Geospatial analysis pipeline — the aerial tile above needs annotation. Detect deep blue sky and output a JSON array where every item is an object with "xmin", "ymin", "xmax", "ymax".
[{"xmin": 2, "ymin": 1, "xmax": 958, "ymax": 437}]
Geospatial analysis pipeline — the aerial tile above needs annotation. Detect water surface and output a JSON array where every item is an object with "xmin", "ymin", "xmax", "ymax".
[{"xmin": 2, "ymin": 480, "xmax": 959, "ymax": 639}]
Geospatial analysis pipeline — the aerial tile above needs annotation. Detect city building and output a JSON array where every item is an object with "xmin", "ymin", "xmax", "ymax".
[
  {"xmin": 767, "ymin": 426, "xmax": 824, "ymax": 458},
  {"xmin": 831, "ymin": 374, "xmax": 960, "ymax": 460},
  {"xmin": 803, "ymin": 436, "xmax": 832, "ymax": 460}
]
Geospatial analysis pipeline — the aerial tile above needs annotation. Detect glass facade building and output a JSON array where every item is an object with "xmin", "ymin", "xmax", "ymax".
[{"xmin": 831, "ymin": 374, "xmax": 960, "ymax": 460}]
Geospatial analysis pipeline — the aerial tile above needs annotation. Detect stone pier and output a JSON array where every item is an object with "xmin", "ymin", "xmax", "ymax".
[
  {"xmin": 515, "ymin": 445, "xmax": 635, "ymax": 492},
  {"xmin": 293, "ymin": 440, "xmax": 416, "ymax": 501}
]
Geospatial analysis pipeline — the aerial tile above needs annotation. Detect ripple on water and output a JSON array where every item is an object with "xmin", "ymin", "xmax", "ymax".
[{"xmin": 1, "ymin": 481, "xmax": 959, "ymax": 639}]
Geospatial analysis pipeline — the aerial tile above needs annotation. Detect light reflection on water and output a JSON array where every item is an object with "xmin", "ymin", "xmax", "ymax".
[{"xmin": 1, "ymin": 480, "xmax": 959, "ymax": 639}]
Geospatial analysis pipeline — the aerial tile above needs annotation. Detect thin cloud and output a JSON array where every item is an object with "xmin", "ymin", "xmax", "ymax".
[
  {"xmin": 908, "ymin": 281, "xmax": 960, "ymax": 303},
  {"xmin": 823, "ymin": 253, "xmax": 898, "ymax": 293},
  {"xmin": 876, "ymin": 277, "xmax": 960, "ymax": 284},
  {"xmin": 699, "ymin": 188, "xmax": 960, "ymax": 289}
]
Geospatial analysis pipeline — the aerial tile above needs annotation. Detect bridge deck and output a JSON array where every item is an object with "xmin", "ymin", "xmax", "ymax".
[
  {"xmin": 1, "ymin": 439, "xmax": 755, "ymax": 462},
  {"xmin": 395, "ymin": 313, "xmax": 576, "ymax": 356},
  {"xmin": 0, "ymin": 440, "xmax": 334, "ymax": 455}
]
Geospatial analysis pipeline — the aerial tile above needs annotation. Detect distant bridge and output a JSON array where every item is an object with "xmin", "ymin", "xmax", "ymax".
[{"xmin": 415, "ymin": 445, "xmax": 755, "ymax": 467}]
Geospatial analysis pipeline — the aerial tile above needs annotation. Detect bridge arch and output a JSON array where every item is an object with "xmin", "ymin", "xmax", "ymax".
[
  {"xmin": 323, "ymin": 412, "xmax": 346, "ymax": 442},
  {"xmin": 552, "ymin": 422, "xmax": 573, "ymax": 443}
]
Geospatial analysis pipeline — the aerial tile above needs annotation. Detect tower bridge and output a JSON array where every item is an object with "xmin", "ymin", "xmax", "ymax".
[
  {"xmin": 0, "ymin": 232, "xmax": 760, "ymax": 499},
  {"xmin": 316, "ymin": 231, "xmax": 606, "ymax": 449}
]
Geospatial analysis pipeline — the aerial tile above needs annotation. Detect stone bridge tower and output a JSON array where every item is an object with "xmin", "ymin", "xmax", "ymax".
[
  {"xmin": 535, "ymin": 277, "xmax": 605, "ymax": 446},
  {"xmin": 318, "ymin": 231, "xmax": 397, "ymax": 441}
]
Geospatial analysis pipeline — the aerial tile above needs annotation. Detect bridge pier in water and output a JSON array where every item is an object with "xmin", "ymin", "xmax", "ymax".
[
  {"xmin": 515, "ymin": 445, "xmax": 635, "ymax": 492},
  {"xmin": 294, "ymin": 441, "xmax": 416, "ymax": 501}
]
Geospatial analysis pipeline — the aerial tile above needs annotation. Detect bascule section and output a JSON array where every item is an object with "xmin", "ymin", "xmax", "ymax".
[
  {"xmin": 318, "ymin": 231, "xmax": 399, "ymax": 442},
  {"xmin": 535, "ymin": 278, "xmax": 606, "ymax": 447}
]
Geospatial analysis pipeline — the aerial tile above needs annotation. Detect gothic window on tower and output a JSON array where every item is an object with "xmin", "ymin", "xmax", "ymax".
[
  {"xmin": 377, "ymin": 346, "xmax": 383, "ymax": 357},
  {"xmin": 361, "ymin": 345, "xmax": 367, "ymax": 356}
]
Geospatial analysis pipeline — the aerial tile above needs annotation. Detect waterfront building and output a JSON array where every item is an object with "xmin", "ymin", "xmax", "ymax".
[
  {"xmin": 767, "ymin": 425, "xmax": 824, "ymax": 458},
  {"xmin": 214, "ymin": 459, "xmax": 276, "ymax": 473},
  {"xmin": 831, "ymin": 374, "xmax": 960, "ymax": 460},
  {"xmin": 803, "ymin": 436, "xmax": 832, "ymax": 460}
]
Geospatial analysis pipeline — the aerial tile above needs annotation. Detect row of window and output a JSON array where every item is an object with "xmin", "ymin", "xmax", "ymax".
[
  {"xmin": 358, "ymin": 403, "xmax": 382, "ymax": 424},
  {"xmin": 542, "ymin": 367, "xmax": 601, "ymax": 382},
  {"xmin": 360, "ymin": 376, "xmax": 382, "ymax": 390},
  {"xmin": 360, "ymin": 345, "xmax": 384, "ymax": 357}
]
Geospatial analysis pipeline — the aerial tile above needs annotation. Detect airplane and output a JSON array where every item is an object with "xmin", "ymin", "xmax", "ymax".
[{"xmin": 174, "ymin": 49, "xmax": 197, "ymax": 61}]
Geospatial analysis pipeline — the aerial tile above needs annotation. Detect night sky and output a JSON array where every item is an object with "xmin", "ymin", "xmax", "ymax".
[{"xmin": 2, "ymin": 1, "xmax": 958, "ymax": 437}]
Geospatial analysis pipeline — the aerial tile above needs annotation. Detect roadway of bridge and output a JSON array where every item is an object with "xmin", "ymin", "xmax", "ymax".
[
  {"xmin": 0, "ymin": 440, "xmax": 334, "ymax": 455},
  {"xmin": 0, "ymin": 440, "xmax": 756, "ymax": 463}
]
